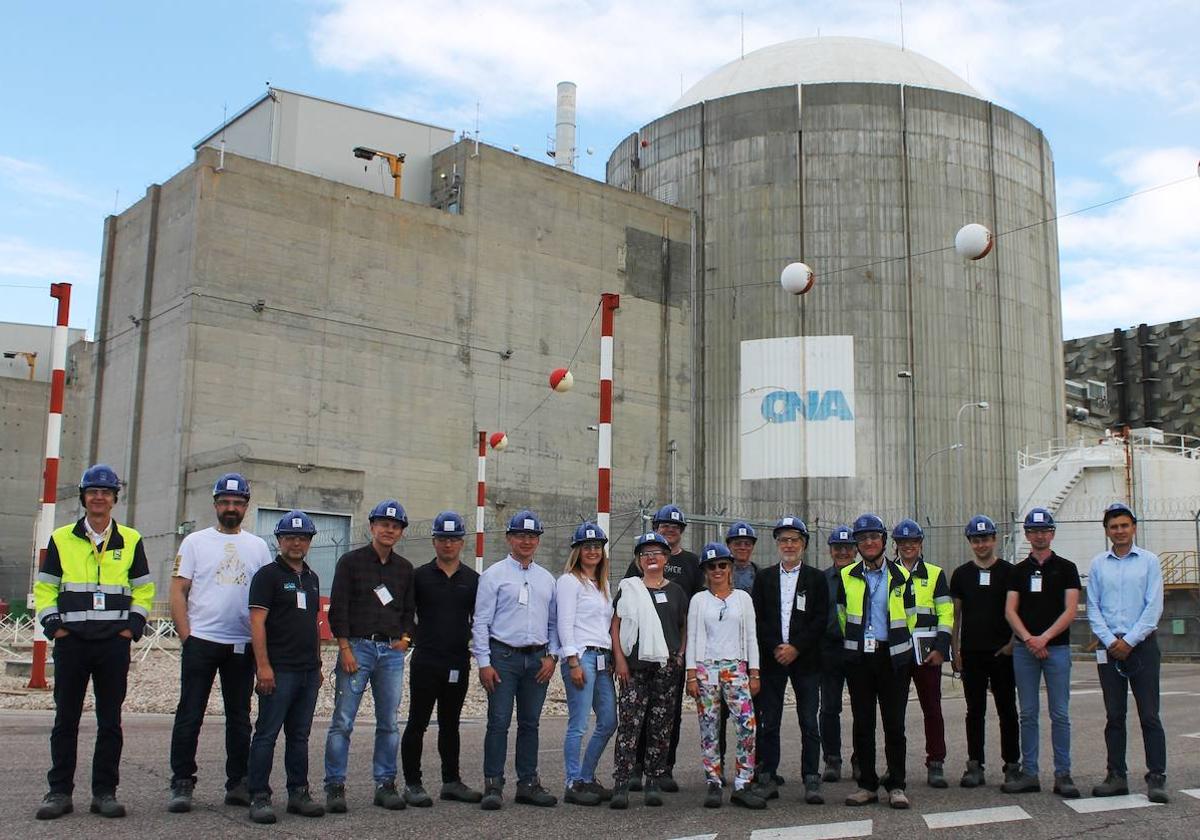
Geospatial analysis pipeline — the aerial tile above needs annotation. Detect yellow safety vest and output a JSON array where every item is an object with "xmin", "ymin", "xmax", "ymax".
[{"xmin": 837, "ymin": 559, "xmax": 917, "ymax": 669}]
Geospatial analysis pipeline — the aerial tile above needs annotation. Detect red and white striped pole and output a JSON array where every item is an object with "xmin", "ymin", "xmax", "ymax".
[
  {"xmin": 597, "ymin": 293, "xmax": 620, "ymax": 537},
  {"xmin": 475, "ymin": 430, "xmax": 486, "ymax": 572},
  {"xmin": 28, "ymin": 281, "xmax": 71, "ymax": 690}
]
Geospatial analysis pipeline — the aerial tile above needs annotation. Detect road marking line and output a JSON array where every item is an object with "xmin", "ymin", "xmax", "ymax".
[
  {"xmin": 1071, "ymin": 689, "xmax": 1103, "ymax": 695},
  {"xmin": 1181, "ymin": 732, "xmax": 1200, "ymax": 739},
  {"xmin": 1063, "ymin": 794, "xmax": 1161, "ymax": 813},
  {"xmin": 750, "ymin": 819, "xmax": 873, "ymax": 840},
  {"xmin": 1181, "ymin": 789, "xmax": 1200, "ymax": 800},
  {"xmin": 923, "ymin": 806, "xmax": 1031, "ymax": 829},
  {"xmin": 668, "ymin": 835, "xmax": 717, "ymax": 840}
]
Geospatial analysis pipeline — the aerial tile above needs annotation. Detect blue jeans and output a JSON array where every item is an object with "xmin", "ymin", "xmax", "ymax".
[
  {"xmin": 1012, "ymin": 644, "xmax": 1071, "ymax": 775},
  {"xmin": 561, "ymin": 649, "xmax": 617, "ymax": 786},
  {"xmin": 324, "ymin": 639, "xmax": 406, "ymax": 785},
  {"xmin": 248, "ymin": 668, "xmax": 321, "ymax": 796},
  {"xmin": 484, "ymin": 641, "xmax": 550, "ymax": 783},
  {"xmin": 1096, "ymin": 634, "xmax": 1166, "ymax": 777}
]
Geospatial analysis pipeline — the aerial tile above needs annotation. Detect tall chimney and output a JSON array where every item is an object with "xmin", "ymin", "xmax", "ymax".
[{"xmin": 555, "ymin": 81, "xmax": 577, "ymax": 172}]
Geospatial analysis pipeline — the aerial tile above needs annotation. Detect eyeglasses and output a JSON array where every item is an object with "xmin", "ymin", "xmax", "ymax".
[
  {"xmin": 706, "ymin": 561, "xmax": 732, "ymax": 570},
  {"xmin": 776, "ymin": 537, "xmax": 804, "ymax": 545},
  {"xmin": 638, "ymin": 549, "xmax": 667, "ymax": 558}
]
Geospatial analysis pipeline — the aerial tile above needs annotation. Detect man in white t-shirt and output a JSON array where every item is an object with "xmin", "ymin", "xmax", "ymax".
[{"xmin": 167, "ymin": 473, "xmax": 272, "ymax": 813}]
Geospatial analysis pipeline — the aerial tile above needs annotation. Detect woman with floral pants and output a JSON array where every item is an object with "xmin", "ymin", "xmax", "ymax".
[{"xmin": 686, "ymin": 542, "xmax": 765, "ymax": 809}]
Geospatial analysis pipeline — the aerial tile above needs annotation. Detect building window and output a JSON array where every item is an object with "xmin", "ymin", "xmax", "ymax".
[{"xmin": 255, "ymin": 508, "xmax": 352, "ymax": 594}]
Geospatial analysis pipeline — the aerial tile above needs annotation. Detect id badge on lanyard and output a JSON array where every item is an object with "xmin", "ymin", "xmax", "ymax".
[
  {"xmin": 864, "ymin": 631, "xmax": 877, "ymax": 653},
  {"xmin": 91, "ymin": 531, "xmax": 111, "ymax": 609},
  {"xmin": 1030, "ymin": 571, "xmax": 1043, "ymax": 593}
]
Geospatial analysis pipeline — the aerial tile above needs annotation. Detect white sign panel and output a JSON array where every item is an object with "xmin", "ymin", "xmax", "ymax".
[{"xmin": 740, "ymin": 336, "xmax": 855, "ymax": 479}]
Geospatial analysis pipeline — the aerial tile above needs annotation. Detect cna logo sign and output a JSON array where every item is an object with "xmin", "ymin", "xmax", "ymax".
[{"xmin": 760, "ymin": 389, "xmax": 855, "ymax": 423}]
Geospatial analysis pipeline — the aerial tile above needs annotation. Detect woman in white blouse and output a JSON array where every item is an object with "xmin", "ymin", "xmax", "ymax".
[
  {"xmin": 686, "ymin": 542, "xmax": 765, "ymax": 810},
  {"xmin": 556, "ymin": 522, "xmax": 616, "ymax": 806}
]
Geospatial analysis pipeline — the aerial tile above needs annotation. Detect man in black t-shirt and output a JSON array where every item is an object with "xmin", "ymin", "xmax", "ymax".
[{"xmin": 949, "ymin": 516, "xmax": 1018, "ymax": 789}]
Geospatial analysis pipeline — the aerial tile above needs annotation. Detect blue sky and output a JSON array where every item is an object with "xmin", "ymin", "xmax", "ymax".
[{"xmin": 2, "ymin": 0, "xmax": 1197, "ymax": 339}]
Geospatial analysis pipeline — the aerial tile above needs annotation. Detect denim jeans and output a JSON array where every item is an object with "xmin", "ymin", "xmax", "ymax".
[
  {"xmin": 324, "ymin": 639, "xmax": 406, "ymax": 785},
  {"xmin": 1012, "ymin": 644, "xmax": 1071, "ymax": 776},
  {"xmin": 483, "ymin": 641, "xmax": 549, "ymax": 783},
  {"xmin": 248, "ymin": 668, "xmax": 321, "ymax": 796},
  {"xmin": 756, "ymin": 667, "xmax": 820, "ymax": 779},
  {"xmin": 561, "ymin": 649, "xmax": 617, "ymax": 786},
  {"xmin": 1096, "ymin": 634, "xmax": 1166, "ymax": 777}
]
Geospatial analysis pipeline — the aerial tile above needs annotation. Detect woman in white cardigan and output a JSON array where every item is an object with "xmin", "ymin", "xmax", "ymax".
[{"xmin": 686, "ymin": 542, "xmax": 765, "ymax": 810}]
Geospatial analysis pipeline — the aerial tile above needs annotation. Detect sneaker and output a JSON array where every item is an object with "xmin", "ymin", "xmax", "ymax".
[
  {"xmin": 325, "ymin": 782, "xmax": 348, "ymax": 813},
  {"xmin": 515, "ymin": 778, "xmax": 557, "ymax": 807},
  {"xmin": 249, "ymin": 794, "xmax": 276, "ymax": 824},
  {"xmin": 1147, "ymin": 773, "xmax": 1169, "ymax": 804},
  {"xmin": 1002, "ymin": 763, "xmax": 1022, "ymax": 785},
  {"xmin": 804, "ymin": 776, "xmax": 824, "ymax": 805},
  {"xmin": 627, "ymin": 765, "xmax": 643, "ymax": 792},
  {"xmin": 224, "ymin": 780, "xmax": 251, "ymax": 807},
  {"xmin": 1091, "ymin": 772, "xmax": 1129, "ymax": 797},
  {"xmin": 374, "ymin": 780, "xmax": 405, "ymax": 810},
  {"xmin": 960, "ymin": 760, "xmax": 985, "ymax": 788},
  {"xmin": 90, "ymin": 793, "xmax": 127, "ymax": 818},
  {"xmin": 286, "ymin": 786, "xmax": 325, "ymax": 817},
  {"xmin": 657, "ymin": 772, "xmax": 679, "ymax": 793},
  {"xmin": 564, "ymin": 781, "xmax": 601, "ymax": 806},
  {"xmin": 35, "ymin": 792, "xmax": 73, "ymax": 820},
  {"xmin": 1001, "ymin": 772, "xmax": 1041, "ymax": 794},
  {"xmin": 580, "ymin": 780, "xmax": 612, "ymax": 801},
  {"xmin": 844, "ymin": 788, "xmax": 878, "ymax": 806},
  {"xmin": 1053, "ymin": 774, "xmax": 1080, "ymax": 799},
  {"xmin": 731, "ymin": 786, "xmax": 767, "ymax": 810},
  {"xmin": 888, "ymin": 788, "xmax": 910, "ymax": 809},
  {"xmin": 703, "ymin": 781, "xmax": 723, "ymax": 809},
  {"xmin": 822, "ymin": 757, "xmax": 842, "ymax": 783},
  {"xmin": 610, "ymin": 783, "xmax": 629, "ymax": 810},
  {"xmin": 643, "ymin": 779, "xmax": 663, "ymax": 807},
  {"xmin": 404, "ymin": 783, "xmax": 433, "ymax": 807},
  {"xmin": 480, "ymin": 778, "xmax": 503, "ymax": 811},
  {"xmin": 440, "ymin": 780, "xmax": 483, "ymax": 803},
  {"xmin": 927, "ymin": 761, "xmax": 948, "ymax": 788},
  {"xmin": 168, "ymin": 779, "xmax": 194, "ymax": 813}
]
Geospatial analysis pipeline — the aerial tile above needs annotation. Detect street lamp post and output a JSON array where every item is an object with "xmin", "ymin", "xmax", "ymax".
[
  {"xmin": 920, "ymin": 443, "xmax": 963, "ymax": 522},
  {"xmin": 955, "ymin": 401, "xmax": 991, "ymax": 527},
  {"xmin": 898, "ymin": 371, "xmax": 916, "ymax": 513}
]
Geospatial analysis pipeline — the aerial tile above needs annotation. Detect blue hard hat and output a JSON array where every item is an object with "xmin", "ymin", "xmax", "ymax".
[
  {"xmin": 725, "ymin": 521, "xmax": 758, "ymax": 543},
  {"xmin": 700, "ymin": 541, "xmax": 733, "ymax": 565},
  {"xmin": 369, "ymin": 499, "xmax": 408, "ymax": 526},
  {"xmin": 892, "ymin": 518, "xmax": 924, "ymax": 540},
  {"xmin": 773, "ymin": 515, "xmax": 809, "ymax": 539},
  {"xmin": 1023, "ymin": 508, "xmax": 1056, "ymax": 530},
  {"xmin": 213, "ymin": 472, "xmax": 250, "ymax": 499},
  {"xmin": 1102, "ymin": 502, "xmax": 1137, "ymax": 525},
  {"xmin": 80, "ymin": 463, "xmax": 120, "ymax": 492},
  {"xmin": 965, "ymin": 515, "xmax": 997, "ymax": 537},
  {"xmin": 571, "ymin": 521, "xmax": 608, "ymax": 546},
  {"xmin": 827, "ymin": 525, "xmax": 855, "ymax": 545},
  {"xmin": 432, "ymin": 510, "xmax": 466, "ymax": 538},
  {"xmin": 633, "ymin": 532, "xmax": 670, "ymax": 554},
  {"xmin": 852, "ymin": 513, "xmax": 888, "ymax": 538},
  {"xmin": 274, "ymin": 510, "xmax": 317, "ymax": 537},
  {"xmin": 506, "ymin": 509, "xmax": 544, "ymax": 535},
  {"xmin": 652, "ymin": 504, "xmax": 688, "ymax": 528}
]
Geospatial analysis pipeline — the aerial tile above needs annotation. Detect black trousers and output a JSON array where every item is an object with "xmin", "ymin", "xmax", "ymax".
[
  {"xmin": 401, "ymin": 660, "xmax": 471, "ymax": 785},
  {"xmin": 169, "ymin": 635, "xmax": 256, "ymax": 787},
  {"xmin": 845, "ymin": 647, "xmax": 910, "ymax": 791},
  {"xmin": 755, "ymin": 667, "xmax": 821, "ymax": 779},
  {"xmin": 960, "ymin": 648, "xmax": 1019, "ymax": 767},
  {"xmin": 48, "ymin": 633, "xmax": 131, "ymax": 796},
  {"xmin": 636, "ymin": 666, "xmax": 684, "ymax": 772},
  {"xmin": 1097, "ymin": 634, "xmax": 1166, "ymax": 777},
  {"xmin": 819, "ymin": 641, "xmax": 848, "ymax": 761}
]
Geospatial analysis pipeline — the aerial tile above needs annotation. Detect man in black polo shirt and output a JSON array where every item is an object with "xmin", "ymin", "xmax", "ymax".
[
  {"xmin": 246, "ymin": 511, "xmax": 325, "ymax": 824},
  {"xmin": 1002, "ymin": 508, "xmax": 1081, "ymax": 799},
  {"xmin": 323, "ymin": 500, "xmax": 416, "ymax": 814},
  {"xmin": 950, "ymin": 515, "xmax": 1018, "ymax": 788},
  {"xmin": 400, "ymin": 511, "xmax": 483, "ymax": 807}
]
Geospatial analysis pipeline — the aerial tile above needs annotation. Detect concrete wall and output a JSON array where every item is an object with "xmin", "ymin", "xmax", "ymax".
[{"xmin": 0, "ymin": 322, "xmax": 86, "ymax": 382}]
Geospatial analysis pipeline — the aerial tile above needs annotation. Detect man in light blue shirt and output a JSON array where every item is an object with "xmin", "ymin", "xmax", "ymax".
[
  {"xmin": 1085, "ymin": 503, "xmax": 1167, "ymax": 804},
  {"xmin": 472, "ymin": 510, "xmax": 559, "ymax": 810}
]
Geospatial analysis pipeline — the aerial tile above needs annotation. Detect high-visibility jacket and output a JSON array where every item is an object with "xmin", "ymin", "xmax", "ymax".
[
  {"xmin": 903, "ymin": 557, "xmax": 954, "ymax": 658},
  {"xmin": 34, "ymin": 518, "xmax": 154, "ymax": 640},
  {"xmin": 837, "ymin": 558, "xmax": 917, "ymax": 670}
]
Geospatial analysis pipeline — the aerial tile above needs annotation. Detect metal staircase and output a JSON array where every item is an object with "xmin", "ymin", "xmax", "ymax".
[{"xmin": 1014, "ymin": 465, "xmax": 1085, "ymax": 559}]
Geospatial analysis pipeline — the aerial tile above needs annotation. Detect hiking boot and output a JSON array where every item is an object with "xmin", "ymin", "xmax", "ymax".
[
  {"xmin": 704, "ymin": 781, "xmax": 723, "ymax": 808},
  {"xmin": 374, "ymin": 780, "xmax": 405, "ymax": 810},
  {"xmin": 755, "ymin": 777, "xmax": 779, "ymax": 800},
  {"xmin": 440, "ymin": 780, "xmax": 483, "ymax": 803},
  {"xmin": 90, "ymin": 793, "xmax": 126, "ymax": 818},
  {"xmin": 844, "ymin": 788, "xmax": 878, "ymax": 806},
  {"xmin": 325, "ymin": 782, "xmax": 348, "ymax": 813},
  {"xmin": 657, "ymin": 771, "xmax": 679, "ymax": 793},
  {"xmin": 168, "ymin": 779, "xmax": 194, "ymax": 813},
  {"xmin": 286, "ymin": 786, "xmax": 325, "ymax": 817},
  {"xmin": 627, "ymin": 765, "xmax": 643, "ymax": 792},
  {"xmin": 960, "ymin": 760, "xmax": 985, "ymax": 788},
  {"xmin": 804, "ymin": 776, "xmax": 824, "ymax": 805},
  {"xmin": 480, "ymin": 777, "xmax": 503, "ymax": 810},
  {"xmin": 35, "ymin": 792, "xmax": 73, "ymax": 820},
  {"xmin": 927, "ymin": 761, "xmax": 948, "ymax": 788},
  {"xmin": 404, "ymin": 783, "xmax": 433, "ymax": 807},
  {"xmin": 731, "ymin": 786, "xmax": 767, "ymax": 810},
  {"xmin": 580, "ymin": 779, "xmax": 612, "ymax": 801},
  {"xmin": 643, "ymin": 779, "xmax": 663, "ymax": 807},
  {"xmin": 564, "ymin": 781, "xmax": 601, "ymax": 806},
  {"xmin": 1147, "ymin": 773, "xmax": 1169, "ymax": 804},
  {"xmin": 822, "ymin": 757, "xmax": 842, "ymax": 783},
  {"xmin": 249, "ymin": 794, "xmax": 276, "ymax": 824},
  {"xmin": 1091, "ymin": 772, "xmax": 1129, "ymax": 797},
  {"xmin": 1053, "ymin": 774, "xmax": 1080, "ymax": 799},
  {"xmin": 1001, "ymin": 772, "xmax": 1040, "ymax": 794},
  {"xmin": 610, "ymin": 783, "xmax": 629, "ymax": 810},
  {"xmin": 1002, "ymin": 763, "xmax": 1021, "ymax": 785},
  {"xmin": 224, "ymin": 780, "xmax": 251, "ymax": 807},
  {"xmin": 888, "ymin": 788, "xmax": 910, "ymax": 809},
  {"xmin": 515, "ymin": 778, "xmax": 557, "ymax": 807}
]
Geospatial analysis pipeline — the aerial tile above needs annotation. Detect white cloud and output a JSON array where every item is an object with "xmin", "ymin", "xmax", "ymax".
[
  {"xmin": 0, "ymin": 154, "xmax": 105, "ymax": 209},
  {"xmin": 0, "ymin": 237, "xmax": 96, "ymax": 284},
  {"xmin": 1060, "ymin": 257, "xmax": 1199, "ymax": 338}
]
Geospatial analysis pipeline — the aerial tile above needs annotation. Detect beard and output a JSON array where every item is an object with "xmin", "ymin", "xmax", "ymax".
[{"xmin": 218, "ymin": 509, "xmax": 244, "ymax": 530}]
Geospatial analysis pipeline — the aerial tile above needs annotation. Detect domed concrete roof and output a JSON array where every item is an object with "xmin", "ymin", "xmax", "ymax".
[{"xmin": 670, "ymin": 36, "xmax": 980, "ymax": 111}]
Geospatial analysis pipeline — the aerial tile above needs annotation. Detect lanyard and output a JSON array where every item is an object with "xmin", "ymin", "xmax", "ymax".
[
  {"xmin": 864, "ymin": 566, "xmax": 885, "ymax": 630},
  {"xmin": 90, "ymin": 528, "xmax": 112, "ymax": 582}
]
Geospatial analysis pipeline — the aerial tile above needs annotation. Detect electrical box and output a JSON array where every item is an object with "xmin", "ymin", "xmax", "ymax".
[{"xmin": 1172, "ymin": 619, "xmax": 1185, "ymax": 635}]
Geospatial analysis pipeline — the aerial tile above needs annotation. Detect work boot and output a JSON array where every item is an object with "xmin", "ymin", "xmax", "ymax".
[
  {"xmin": 1147, "ymin": 773, "xmax": 1169, "ymax": 804},
  {"xmin": 927, "ymin": 761, "xmax": 948, "ymax": 788},
  {"xmin": 404, "ymin": 783, "xmax": 433, "ymax": 807},
  {"xmin": 580, "ymin": 779, "xmax": 612, "ymax": 801},
  {"xmin": 822, "ymin": 757, "xmax": 842, "ymax": 783},
  {"xmin": 1002, "ymin": 762, "xmax": 1021, "ymax": 785},
  {"xmin": 844, "ymin": 788, "xmax": 879, "ymax": 806},
  {"xmin": 35, "ymin": 792, "xmax": 73, "ymax": 820},
  {"xmin": 224, "ymin": 779, "xmax": 251, "ymax": 807},
  {"xmin": 1091, "ymin": 772, "xmax": 1129, "ymax": 797},
  {"xmin": 374, "ymin": 780, "xmax": 405, "ymax": 810},
  {"xmin": 1053, "ymin": 774, "xmax": 1080, "ymax": 799},
  {"xmin": 610, "ymin": 783, "xmax": 629, "ymax": 810},
  {"xmin": 480, "ymin": 777, "xmax": 504, "ymax": 810},
  {"xmin": 755, "ymin": 777, "xmax": 779, "ymax": 800},
  {"xmin": 168, "ymin": 779, "xmax": 194, "ymax": 813},
  {"xmin": 960, "ymin": 760, "xmax": 985, "ymax": 788},
  {"xmin": 325, "ymin": 782, "xmax": 348, "ymax": 813},
  {"xmin": 731, "ymin": 786, "xmax": 767, "ymax": 810},
  {"xmin": 888, "ymin": 788, "xmax": 910, "ymax": 809},
  {"xmin": 1001, "ymin": 772, "xmax": 1041, "ymax": 793},
  {"xmin": 248, "ymin": 794, "xmax": 276, "ymax": 824},
  {"xmin": 515, "ymin": 777, "xmax": 557, "ymax": 807},
  {"xmin": 643, "ymin": 779, "xmax": 663, "ymax": 807},
  {"xmin": 627, "ymin": 765, "xmax": 643, "ymax": 792},
  {"xmin": 440, "ymin": 780, "xmax": 483, "ymax": 803},
  {"xmin": 90, "ymin": 793, "xmax": 127, "ymax": 818},
  {"xmin": 286, "ymin": 786, "xmax": 325, "ymax": 817},
  {"xmin": 564, "ymin": 780, "xmax": 600, "ymax": 806},
  {"xmin": 804, "ymin": 775, "xmax": 824, "ymax": 805},
  {"xmin": 704, "ymin": 781, "xmax": 723, "ymax": 808},
  {"xmin": 657, "ymin": 771, "xmax": 679, "ymax": 793}
]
